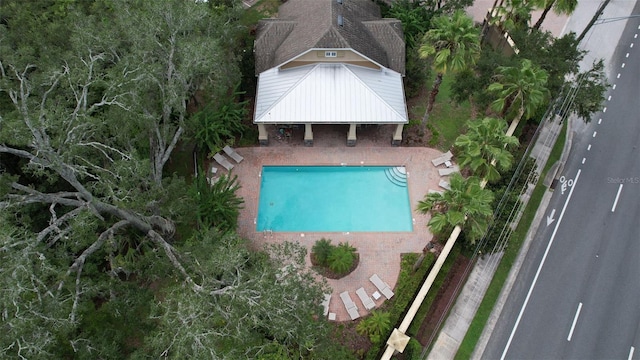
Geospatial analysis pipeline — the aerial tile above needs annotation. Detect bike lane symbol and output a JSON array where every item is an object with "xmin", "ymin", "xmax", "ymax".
[{"xmin": 559, "ymin": 175, "xmax": 574, "ymax": 195}]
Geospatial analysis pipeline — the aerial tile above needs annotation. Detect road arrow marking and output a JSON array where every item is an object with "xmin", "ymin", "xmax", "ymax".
[{"xmin": 546, "ymin": 209, "xmax": 556, "ymax": 226}]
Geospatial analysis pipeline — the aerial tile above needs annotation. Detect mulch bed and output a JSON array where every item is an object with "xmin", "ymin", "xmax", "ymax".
[
  {"xmin": 415, "ymin": 254, "xmax": 472, "ymax": 346},
  {"xmin": 310, "ymin": 252, "xmax": 360, "ymax": 280}
]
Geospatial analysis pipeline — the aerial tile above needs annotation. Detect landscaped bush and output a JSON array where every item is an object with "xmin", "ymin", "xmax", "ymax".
[
  {"xmin": 312, "ymin": 238, "xmax": 333, "ymax": 266},
  {"xmin": 311, "ymin": 240, "xmax": 358, "ymax": 278},
  {"xmin": 356, "ymin": 310, "xmax": 391, "ymax": 345},
  {"xmin": 328, "ymin": 242, "xmax": 356, "ymax": 274},
  {"xmin": 403, "ymin": 338, "xmax": 424, "ymax": 360}
]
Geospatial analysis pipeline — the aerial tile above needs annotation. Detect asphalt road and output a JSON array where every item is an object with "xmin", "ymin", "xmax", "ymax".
[{"xmin": 482, "ymin": 11, "xmax": 640, "ymax": 360}]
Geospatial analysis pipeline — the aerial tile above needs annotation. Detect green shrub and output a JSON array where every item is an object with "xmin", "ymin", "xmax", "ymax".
[
  {"xmin": 312, "ymin": 238, "xmax": 333, "ymax": 266},
  {"xmin": 356, "ymin": 311, "xmax": 392, "ymax": 345},
  {"xmin": 328, "ymin": 242, "xmax": 356, "ymax": 274},
  {"xmin": 403, "ymin": 338, "xmax": 424, "ymax": 360}
]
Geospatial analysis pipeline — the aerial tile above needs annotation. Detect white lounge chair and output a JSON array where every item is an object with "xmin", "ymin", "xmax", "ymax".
[
  {"xmin": 438, "ymin": 180, "xmax": 451, "ymax": 190},
  {"xmin": 213, "ymin": 153, "xmax": 234, "ymax": 171},
  {"xmin": 431, "ymin": 150, "xmax": 453, "ymax": 167},
  {"xmin": 223, "ymin": 145, "xmax": 244, "ymax": 163},
  {"xmin": 356, "ymin": 287, "xmax": 376, "ymax": 310},
  {"xmin": 321, "ymin": 293, "xmax": 331, "ymax": 317},
  {"xmin": 369, "ymin": 274, "xmax": 394, "ymax": 300},
  {"xmin": 339, "ymin": 291, "xmax": 360, "ymax": 320},
  {"xmin": 438, "ymin": 165, "xmax": 460, "ymax": 176}
]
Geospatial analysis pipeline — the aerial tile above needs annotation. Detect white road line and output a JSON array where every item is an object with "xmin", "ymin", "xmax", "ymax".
[
  {"xmin": 612, "ymin": 184, "xmax": 623, "ymax": 212},
  {"xmin": 608, "ymin": 95, "xmax": 612, "ymax": 101},
  {"xmin": 622, "ymin": 63, "xmax": 626, "ymax": 68},
  {"xmin": 629, "ymin": 346, "xmax": 635, "ymax": 360},
  {"xmin": 631, "ymin": 43, "xmax": 634, "ymax": 48},
  {"xmin": 587, "ymin": 144, "xmax": 592, "ymax": 151},
  {"xmin": 500, "ymin": 169, "xmax": 582, "ymax": 360},
  {"xmin": 567, "ymin": 303, "xmax": 583, "ymax": 341},
  {"xmin": 618, "ymin": 73, "xmax": 621, "ymax": 78},
  {"xmin": 598, "ymin": 118, "xmax": 602, "ymax": 124},
  {"xmin": 626, "ymin": 53, "xmax": 630, "ymax": 58},
  {"xmin": 582, "ymin": 158, "xmax": 586, "ymax": 164},
  {"xmin": 604, "ymin": 107, "xmax": 607, "ymax": 113},
  {"xmin": 613, "ymin": 84, "xmax": 617, "ymax": 90},
  {"xmin": 593, "ymin": 131, "xmax": 597, "ymax": 138}
]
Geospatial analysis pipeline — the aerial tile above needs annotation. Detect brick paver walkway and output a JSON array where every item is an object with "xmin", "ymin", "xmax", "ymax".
[{"xmin": 228, "ymin": 125, "xmax": 447, "ymax": 321}]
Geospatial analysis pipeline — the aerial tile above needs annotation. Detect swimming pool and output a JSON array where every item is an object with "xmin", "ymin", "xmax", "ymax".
[{"xmin": 256, "ymin": 166, "xmax": 413, "ymax": 232}]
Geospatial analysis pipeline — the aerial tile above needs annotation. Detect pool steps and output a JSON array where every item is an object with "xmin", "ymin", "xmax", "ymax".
[{"xmin": 384, "ymin": 166, "xmax": 407, "ymax": 187}]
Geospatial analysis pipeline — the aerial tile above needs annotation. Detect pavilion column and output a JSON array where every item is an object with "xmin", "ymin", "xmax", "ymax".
[
  {"xmin": 347, "ymin": 123, "xmax": 357, "ymax": 147},
  {"xmin": 304, "ymin": 123, "xmax": 314, "ymax": 147},
  {"xmin": 258, "ymin": 124, "xmax": 269, "ymax": 146},
  {"xmin": 392, "ymin": 123, "xmax": 404, "ymax": 146}
]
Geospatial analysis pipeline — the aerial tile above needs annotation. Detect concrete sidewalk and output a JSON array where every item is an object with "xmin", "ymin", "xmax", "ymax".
[{"xmin": 425, "ymin": 1, "xmax": 638, "ymax": 359}]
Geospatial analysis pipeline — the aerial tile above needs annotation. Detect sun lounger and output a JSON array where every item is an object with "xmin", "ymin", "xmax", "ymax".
[
  {"xmin": 356, "ymin": 287, "xmax": 376, "ymax": 310},
  {"xmin": 431, "ymin": 150, "xmax": 453, "ymax": 167},
  {"xmin": 428, "ymin": 189, "xmax": 444, "ymax": 195},
  {"xmin": 223, "ymin": 145, "xmax": 244, "ymax": 163},
  {"xmin": 438, "ymin": 165, "xmax": 460, "ymax": 176},
  {"xmin": 213, "ymin": 153, "xmax": 234, "ymax": 171},
  {"xmin": 369, "ymin": 274, "xmax": 394, "ymax": 300},
  {"xmin": 439, "ymin": 180, "xmax": 451, "ymax": 190},
  {"xmin": 321, "ymin": 293, "xmax": 331, "ymax": 316},
  {"xmin": 340, "ymin": 291, "xmax": 360, "ymax": 320}
]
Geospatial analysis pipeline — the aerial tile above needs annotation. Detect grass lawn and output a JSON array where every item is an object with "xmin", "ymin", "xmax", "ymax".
[
  {"xmin": 408, "ymin": 74, "xmax": 473, "ymax": 151},
  {"xmin": 454, "ymin": 119, "xmax": 567, "ymax": 359}
]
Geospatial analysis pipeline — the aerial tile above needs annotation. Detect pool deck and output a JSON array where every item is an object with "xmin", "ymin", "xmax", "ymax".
[{"xmin": 230, "ymin": 125, "xmax": 447, "ymax": 322}]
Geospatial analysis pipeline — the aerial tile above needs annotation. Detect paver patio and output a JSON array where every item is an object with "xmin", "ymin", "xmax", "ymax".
[{"xmin": 231, "ymin": 125, "xmax": 447, "ymax": 321}]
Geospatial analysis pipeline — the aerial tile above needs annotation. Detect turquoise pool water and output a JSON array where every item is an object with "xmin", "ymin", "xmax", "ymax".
[{"xmin": 256, "ymin": 166, "xmax": 413, "ymax": 232}]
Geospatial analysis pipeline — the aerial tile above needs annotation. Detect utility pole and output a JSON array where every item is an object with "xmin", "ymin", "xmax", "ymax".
[{"xmin": 577, "ymin": 0, "xmax": 612, "ymax": 43}]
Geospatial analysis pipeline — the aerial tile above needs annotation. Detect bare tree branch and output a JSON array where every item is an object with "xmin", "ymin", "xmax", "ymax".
[
  {"xmin": 37, "ymin": 206, "xmax": 84, "ymax": 243},
  {"xmin": 147, "ymin": 229, "xmax": 202, "ymax": 292}
]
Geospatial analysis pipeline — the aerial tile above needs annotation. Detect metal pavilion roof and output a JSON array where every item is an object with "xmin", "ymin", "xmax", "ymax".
[{"xmin": 253, "ymin": 62, "xmax": 408, "ymax": 124}]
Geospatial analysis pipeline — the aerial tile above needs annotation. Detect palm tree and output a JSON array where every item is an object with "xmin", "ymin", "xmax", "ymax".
[
  {"xmin": 356, "ymin": 310, "xmax": 392, "ymax": 344},
  {"xmin": 419, "ymin": 10, "xmax": 481, "ymax": 128},
  {"xmin": 490, "ymin": 0, "xmax": 535, "ymax": 32},
  {"xmin": 312, "ymin": 238, "xmax": 333, "ymax": 266},
  {"xmin": 533, "ymin": 0, "xmax": 578, "ymax": 30},
  {"xmin": 454, "ymin": 117, "xmax": 519, "ymax": 182},
  {"xmin": 488, "ymin": 59, "xmax": 549, "ymax": 136},
  {"xmin": 417, "ymin": 173, "xmax": 494, "ymax": 244},
  {"xmin": 328, "ymin": 242, "xmax": 356, "ymax": 274}
]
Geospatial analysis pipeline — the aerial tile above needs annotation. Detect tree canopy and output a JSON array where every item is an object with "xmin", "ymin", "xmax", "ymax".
[{"xmin": 0, "ymin": 1, "xmax": 348, "ymax": 358}]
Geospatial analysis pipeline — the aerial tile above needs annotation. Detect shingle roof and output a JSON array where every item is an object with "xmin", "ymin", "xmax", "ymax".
[{"xmin": 254, "ymin": 0, "xmax": 405, "ymax": 75}]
